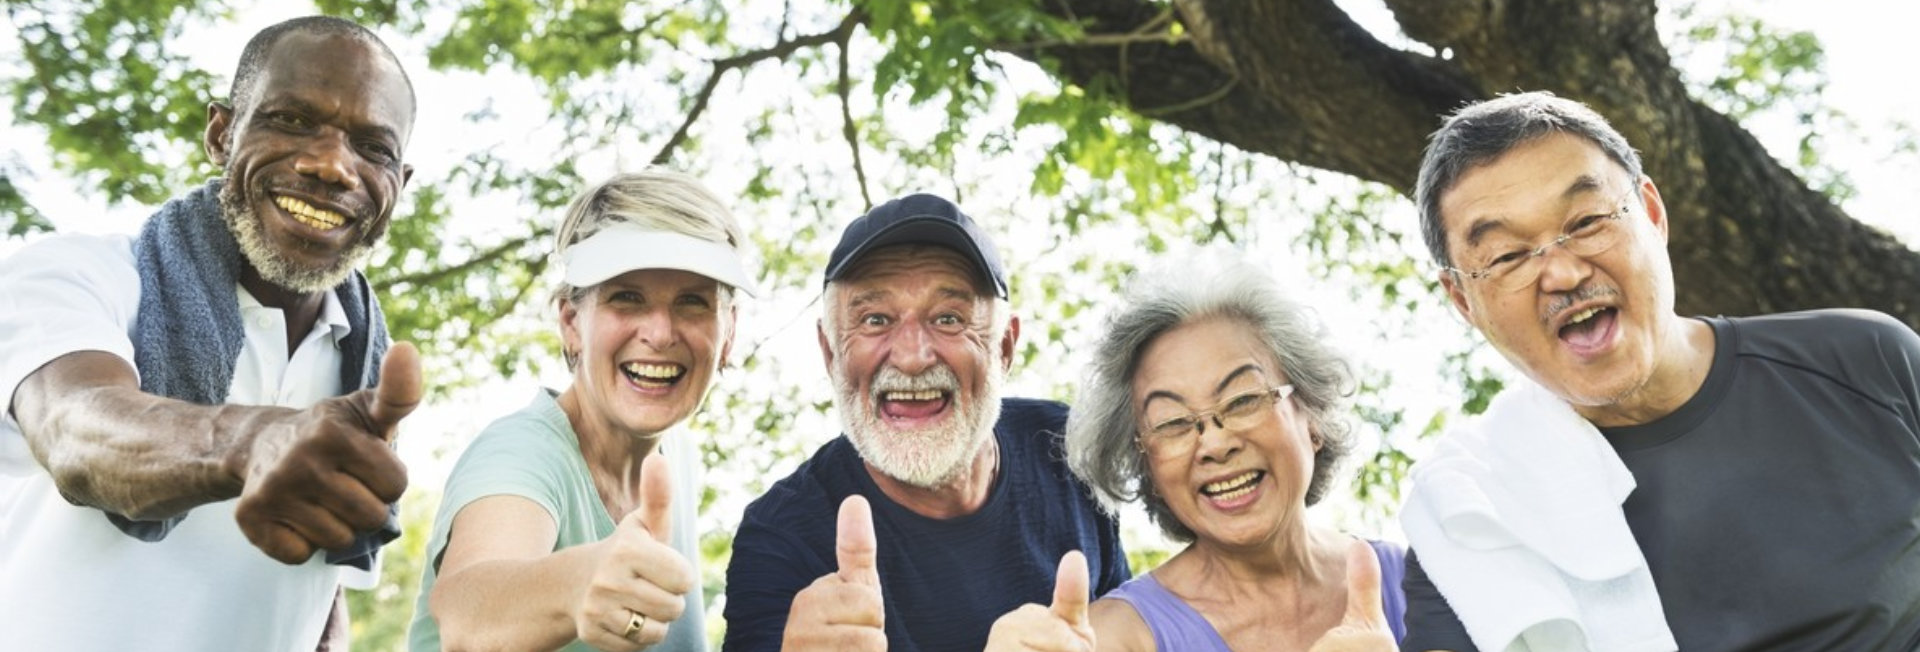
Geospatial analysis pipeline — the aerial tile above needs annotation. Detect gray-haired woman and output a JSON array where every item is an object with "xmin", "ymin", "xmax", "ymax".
[
  {"xmin": 409, "ymin": 170, "xmax": 755, "ymax": 652},
  {"xmin": 987, "ymin": 253, "xmax": 1404, "ymax": 651}
]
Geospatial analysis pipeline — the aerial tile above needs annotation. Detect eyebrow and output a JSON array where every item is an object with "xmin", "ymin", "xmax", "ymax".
[
  {"xmin": 1459, "ymin": 173, "xmax": 1610, "ymax": 249},
  {"xmin": 936, "ymin": 286, "xmax": 978, "ymax": 304},
  {"xmin": 845, "ymin": 288, "xmax": 890, "ymax": 311},
  {"xmin": 1141, "ymin": 363, "xmax": 1265, "ymax": 408}
]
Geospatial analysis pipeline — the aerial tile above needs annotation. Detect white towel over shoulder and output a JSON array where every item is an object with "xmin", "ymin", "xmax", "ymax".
[{"xmin": 1401, "ymin": 379, "xmax": 1676, "ymax": 652}]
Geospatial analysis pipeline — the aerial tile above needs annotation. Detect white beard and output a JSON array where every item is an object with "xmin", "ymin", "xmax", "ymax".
[
  {"xmin": 219, "ymin": 179, "xmax": 373, "ymax": 293},
  {"xmin": 834, "ymin": 359, "xmax": 1005, "ymax": 489}
]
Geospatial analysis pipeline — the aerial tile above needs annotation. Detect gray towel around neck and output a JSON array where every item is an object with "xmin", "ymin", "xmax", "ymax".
[{"xmin": 120, "ymin": 178, "xmax": 396, "ymax": 569}]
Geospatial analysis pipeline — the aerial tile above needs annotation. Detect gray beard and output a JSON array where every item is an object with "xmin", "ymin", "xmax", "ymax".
[
  {"xmin": 218, "ymin": 179, "xmax": 372, "ymax": 293},
  {"xmin": 833, "ymin": 359, "xmax": 1006, "ymax": 490}
]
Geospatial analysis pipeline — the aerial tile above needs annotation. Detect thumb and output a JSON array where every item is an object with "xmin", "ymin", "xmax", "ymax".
[
  {"xmin": 835, "ymin": 495, "xmax": 881, "ymax": 587},
  {"xmin": 1049, "ymin": 550, "xmax": 1091, "ymax": 627},
  {"xmin": 1341, "ymin": 538, "xmax": 1387, "ymax": 629},
  {"xmin": 636, "ymin": 452, "xmax": 673, "ymax": 543},
  {"xmin": 368, "ymin": 342, "xmax": 423, "ymax": 437}
]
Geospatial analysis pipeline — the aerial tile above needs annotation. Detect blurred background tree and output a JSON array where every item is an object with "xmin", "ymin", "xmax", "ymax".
[{"xmin": 5, "ymin": 0, "xmax": 1914, "ymax": 648}]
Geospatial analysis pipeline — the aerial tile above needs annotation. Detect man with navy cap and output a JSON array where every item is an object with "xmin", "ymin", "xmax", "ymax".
[{"xmin": 721, "ymin": 194, "xmax": 1129, "ymax": 652}]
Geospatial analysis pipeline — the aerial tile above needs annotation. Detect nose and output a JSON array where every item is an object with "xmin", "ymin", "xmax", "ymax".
[
  {"xmin": 292, "ymin": 129, "xmax": 362, "ymax": 191},
  {"xmin": 1533, "ymin": 242, "xmax": 1592, "ymax": 294},
  {"xmin": 634, "ymin": 307, "xmax": 677, "ymax": 350},
  {"xmin": 1195, "ymin": 415, "xmax": 1243, "ymax": 463},
  {"xmin": 889, "ymin": 321, "xmax": 938, "ymax": 374}
]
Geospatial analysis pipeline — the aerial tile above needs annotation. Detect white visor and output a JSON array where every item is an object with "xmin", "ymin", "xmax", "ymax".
[{"xmin": 561, "ymin": 225, "xmax": 758, "ymax": 297}]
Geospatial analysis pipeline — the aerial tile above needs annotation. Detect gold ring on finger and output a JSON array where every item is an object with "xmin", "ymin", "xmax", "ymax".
[{"xmin": 623, "ymin": 611, "xmax": 647, "ymax": 639}]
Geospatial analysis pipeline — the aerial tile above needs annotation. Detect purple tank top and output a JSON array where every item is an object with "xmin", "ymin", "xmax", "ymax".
[{"xmin": 1103, "ymin": 539, "xmax": 1407, "ymax": 649}]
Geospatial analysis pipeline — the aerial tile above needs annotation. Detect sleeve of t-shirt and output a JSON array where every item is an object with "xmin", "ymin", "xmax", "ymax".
[
  {"xmin": 425, "ymin": 418, "xmax": 574, "ymax": 574},
  {"xmin": 721, "ymin": 494, "xmax": 831, "ymax": 652},
  {"xmin": 0, "ymin": 234, "xmax": 139, "ymax": 421},
  {"xmin": 1400, "ymin": 548, "xmax": 1479, "ymax": 652},
  {"xmin": 1860, "ymin": 310, "xmax": 1920, "ymax": 434}
]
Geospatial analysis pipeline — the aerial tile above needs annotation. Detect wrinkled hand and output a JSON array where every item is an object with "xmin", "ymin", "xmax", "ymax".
[
  {"xmin": 233, "ymin": 342, "xmax": 420, "ymax": 564},
  {"xmin": 985, "ymin": 550, "xmax": 1095, "ymax": 652},
  {"xmin": 782, "ymin": 495, "xmax": 886, "ymax": 651},
  {"xmin": 1308, "ymin": 539, "xmax": 1398, "ymax": 652},
  {"xmin": 573, "ymin": 454, "xmax": 693, "ymax": 652}
]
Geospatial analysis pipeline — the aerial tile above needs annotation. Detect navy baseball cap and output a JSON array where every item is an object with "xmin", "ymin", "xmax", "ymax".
[{"xmin": 823, "ymin": 193, "xmax": 1009, "ymax": 299}]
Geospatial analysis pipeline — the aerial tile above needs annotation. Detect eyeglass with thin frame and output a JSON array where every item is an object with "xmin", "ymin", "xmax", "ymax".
[
  {"xmin": 1137, "ymin": 384, "xmax": 1295, "ymax": 459},
  {"xmin": 1444, "ymin": 198, "xmax": 1635, "ymax": 293}
]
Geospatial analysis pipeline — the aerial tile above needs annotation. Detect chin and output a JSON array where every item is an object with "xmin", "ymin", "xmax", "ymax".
[{"xmin": 220, "ymin": 179, "xmax": 367, "ymax": 292}]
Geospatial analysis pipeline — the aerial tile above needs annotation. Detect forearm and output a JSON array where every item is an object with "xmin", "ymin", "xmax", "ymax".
[
  {"xmin": 432, "ymin": 543, "xmax": 601, "ymax": 652},
  {"xmin": 15, "ymin": 351, "xmax": 279, "ymax": 519}
]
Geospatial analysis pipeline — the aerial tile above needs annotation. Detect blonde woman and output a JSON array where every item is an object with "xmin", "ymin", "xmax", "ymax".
[{"xmin": 410, "ymin": 171, "xmax": 755, "ymax": 652}]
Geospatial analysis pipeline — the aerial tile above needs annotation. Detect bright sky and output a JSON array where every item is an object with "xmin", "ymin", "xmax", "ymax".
[{"xmin": 2, "ymin": 0, "xmax": 1915, "ymax": 543}]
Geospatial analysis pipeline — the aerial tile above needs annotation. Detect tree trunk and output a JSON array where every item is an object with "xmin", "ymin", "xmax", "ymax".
[{"xmin": 993, "ymin": 0, "xmax": 1920, "ymax": 327}]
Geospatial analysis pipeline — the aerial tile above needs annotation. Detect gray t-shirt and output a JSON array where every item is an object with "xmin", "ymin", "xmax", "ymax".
[{"xmin": 1403, "ymin": 310, "xmax": 1920, "ymax": 651}]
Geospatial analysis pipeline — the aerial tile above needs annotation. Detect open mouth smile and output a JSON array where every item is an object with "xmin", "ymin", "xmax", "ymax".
[
  {"xmin": 878, "ymin": 389, "xmax": 951, "ymax": 421},
  {"xmin": 621, "ymin": 361, "xmax": 685, "ymax": 389},
  {"xmin": 1556, "ymin": 305, "xmax": 1619, "ymax": 357},
  {"xmin": 1200, "ymin": 470, "xmax": 1265, "ymax": 501}
]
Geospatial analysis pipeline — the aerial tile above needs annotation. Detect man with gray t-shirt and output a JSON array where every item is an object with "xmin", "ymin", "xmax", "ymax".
[{"xmin": 1399, "ymin": 92, "xmax": 1920, "ymax": 651}]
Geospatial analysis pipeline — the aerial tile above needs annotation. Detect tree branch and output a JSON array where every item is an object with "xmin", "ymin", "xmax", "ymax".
[
  {"xmin": 375, "ymin": 231, "xmax": 548, "ymax": 291},
  {"xmin": 652, "ymin": 10, "xmax": 866, "ymax": 165},
  {"xmin": 836, "ymin": 31, "xmax": 872, "ymax": 211}
]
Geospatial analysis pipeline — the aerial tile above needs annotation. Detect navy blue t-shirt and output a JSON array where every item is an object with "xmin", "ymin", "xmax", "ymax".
[{"xmin": 722, "ymin": 398, "xmax": 1130, "ymax": 652}]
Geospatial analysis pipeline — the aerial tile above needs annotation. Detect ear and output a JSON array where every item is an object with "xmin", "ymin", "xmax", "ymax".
[
  {"xmin": 999, "ymin": 314, "xmax": 1021, "ymax": 373},
  {"xmin": 817, "ymin": 319, "xmax": 835, "ymax": 370},
  {"xmin": 1441, "ymin": 270, "xmax": 1475, "ymax": 325},
  {"xmin": 204, "ymin": 102, "xmax": 235, "ymax": 166},
  {"xmin": 559, "ymin": 295, "xmax": 585, "ymax": 358},
  {"xmin": 1636, "ymin": 175, "xmax": 1668, "ymax": 242},
  {"xmin": 718, "ymin": 305, "xmax": 739, "ymax": 366}
]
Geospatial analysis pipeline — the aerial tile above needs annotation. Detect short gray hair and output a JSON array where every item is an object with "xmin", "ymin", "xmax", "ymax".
[
  {"xmin": 552, "ymin": 170, "xmax": 748, "ymax": 368},
  {"xmin": 1065, "ymin": 253, "xmax": 1356, "ymax": 544},
  {"xmin": 1415, "ymin": 91, "xmax": 1643, "ymax": 268}
]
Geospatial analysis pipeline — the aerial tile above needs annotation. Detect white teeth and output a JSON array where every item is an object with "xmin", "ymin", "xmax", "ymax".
[
  {"xmin": 274, "ymin": 196, "xmax": 347, "ymax": 230},
  {"xmin": 1567, "ymin": 307, "xmax": 1604, "ymax": 325},
  {"xmin": 621, "ymin": 362, "xmax": 683, "ymax": 380},
  {"xmin": 1210, "ymin": 484, "xmax": 1257, "ymax": 501},
  {"xmin": 883, "ymin": 390, "xmax": 943, "ymax": 402},
  {"xmin": 1202, "ymin": 471, "xmax": 1261, "ymax": 495}
]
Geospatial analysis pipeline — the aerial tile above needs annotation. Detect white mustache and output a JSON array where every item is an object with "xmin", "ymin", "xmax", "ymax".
[{"xmin": 870, "ymin": 364, "xmax": 960, "ymax": 397}]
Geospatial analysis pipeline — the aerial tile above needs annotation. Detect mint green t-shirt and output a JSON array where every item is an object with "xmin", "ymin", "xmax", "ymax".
[{"xmin": 408, "ymin": 388, "xmax": 707, "ymax": 652}]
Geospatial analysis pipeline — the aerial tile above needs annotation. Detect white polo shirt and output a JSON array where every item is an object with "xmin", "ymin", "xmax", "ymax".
[{"xmin": 0, "ymin": 232, "xmax": 366, "ymax": 651}]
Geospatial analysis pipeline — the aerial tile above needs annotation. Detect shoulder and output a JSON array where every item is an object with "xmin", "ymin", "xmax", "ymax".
[
  {"xmin": 4, "ymin": 232, "xmax": 136, "ymax": 266},
  {"xmin": 1720, "ymin": 310, "xmax": 1920, "ymax": 393},
  {"xmin": 1089, "ymin": 596, "xmax": 1154, "ymax": 652},
  {"xmin": 1724, "ymin": 309, "xmax": 1919, "ymax": 358},
  {"xmin": 441, "ymin": 393, "xmax": 582, "ymax": 498},
  {"xmin": 738, "ymin": 437, "xmax": 857, "ymax": 536},
  {"xmin": 1, "ymin": 233, "xmax": 139, "ymax": 298},
  {"xmin": 999, "ymin": 397, "xmax": 1070, "ymax": 429},
  {"xmin": 461, "ymin": 394, "xmax": 579, "ymax": 460},
  {"xmin": 1735, "ymin": 308, "xmax": 1912, "ymax": 343},
  {"xmin": 996, "ymin": 397, "xmax": 1071, "ymax": 455}
]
